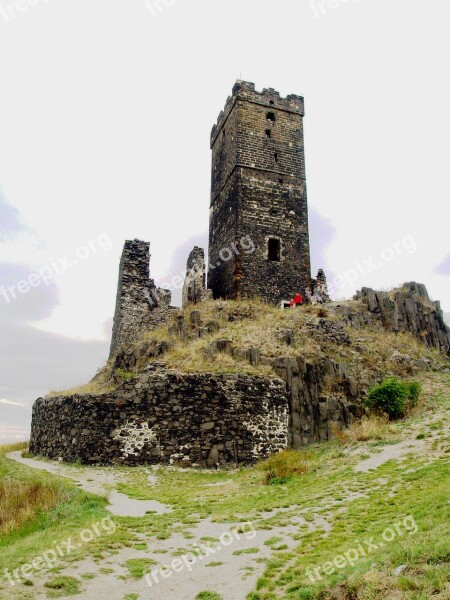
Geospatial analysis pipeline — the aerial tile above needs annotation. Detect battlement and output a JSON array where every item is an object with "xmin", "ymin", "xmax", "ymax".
[{"xmin": 211, "ymin": 80, "xmax": 304, "ymax": 147}]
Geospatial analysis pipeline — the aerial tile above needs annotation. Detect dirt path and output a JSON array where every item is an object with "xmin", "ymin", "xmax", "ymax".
[{"xmin": 7, "ymin": 451, "xmax": 171, "ymax": 517}]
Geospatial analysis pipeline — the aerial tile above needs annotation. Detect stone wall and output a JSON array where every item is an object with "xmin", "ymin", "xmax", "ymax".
[
  {"xmin": 30, "ymin": 348, "xmax": 360, "ymax": 466},
  {"xmin": 30, "ymin": 369, "xmax": 289, "ymax": 467},
  {"xmin": 182, "ymin": 246, "xmax": 209, "ymax": 308},
  {"xmin": 109, "ymin": 240, "xmax": 172, "ymax": 358}
]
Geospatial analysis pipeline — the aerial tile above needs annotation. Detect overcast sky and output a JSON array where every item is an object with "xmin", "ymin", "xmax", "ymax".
[{"xmin": 0, "ymin": 0, "xmax": 449, "ymax": 443}]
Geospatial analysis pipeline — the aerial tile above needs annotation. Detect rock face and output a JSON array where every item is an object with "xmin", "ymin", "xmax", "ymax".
[
  {"xmin": 30, "ymin": 350, "xmax": 362, "ymax": 466},
  {"xmin": 109, "ymin": 240, "xmax": 172, "ymax": 358},
  {"xmin": 182, "ymin": 246, "xmax": 209, "ymax": 308},
  {"xmin": 272, "ymin": 357, "xmax": 359, "ymax": 448},
  {"xmin": 353, "ymin": 282, "xmax": 450, "ymax": 355},
  {"xmin": 30, "ymin": 370, "xmax": 289, "ymax": 467},
  {"xmin": 31, "ymin": 282, "xmax": 449, "ymax": 467}
]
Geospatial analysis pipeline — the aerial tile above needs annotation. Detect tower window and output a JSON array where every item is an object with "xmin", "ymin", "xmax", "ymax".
[
  {"xmin": 274, "ymin": 152, "xmax": 278, "ymax": 163},
  {"xmin": 265, "ymin": 129, "xmax": 271, "ymax": 138},
  {"xmin": 268, "ymin": 238, "xmax": 281, "ymax": 262},
  {"xmin": 269, "ymin": 100, "xmax": 275, "ymax": 105},
  {"xmin": 266, "ymin": 112, "xmax": 276, "ymax": 122}
]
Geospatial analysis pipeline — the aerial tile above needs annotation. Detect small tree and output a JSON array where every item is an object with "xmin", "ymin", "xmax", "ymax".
[{"xmin": 365, "ymin": 378, "xmax": 421, "ymax": 420}]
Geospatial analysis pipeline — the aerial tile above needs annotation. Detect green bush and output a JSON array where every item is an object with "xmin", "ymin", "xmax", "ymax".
[
  {"xmin": 365, "ymin": 378, "xmax": 421, "ymax": 419},
  {"xmin": 114, "ymin": 369, "xmax": 137, "ymax": 383}
]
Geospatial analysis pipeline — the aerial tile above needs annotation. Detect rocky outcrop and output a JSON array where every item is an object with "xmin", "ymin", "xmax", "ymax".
[
  {"xmin": 353, "ymin": 282, "xmax": 450, "ymax": 355},
  {"xmin": 30, "ymin": 349, "xmax": 365, "ymax": 466}
]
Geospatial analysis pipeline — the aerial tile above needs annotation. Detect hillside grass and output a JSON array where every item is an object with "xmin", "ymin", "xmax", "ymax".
[
  {"xmin": 0, "ymin": 444, "xmax": 131, "ymax": 592},
  {"xmin": 0, "ymin": 371, "xmax": 449, "ymax": 598},
  {"xmin": 46, "ymin": 297, "xmax": 446, "ymax": 397}
]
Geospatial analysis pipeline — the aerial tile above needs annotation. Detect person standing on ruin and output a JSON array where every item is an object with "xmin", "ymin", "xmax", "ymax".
[{"xmin": 290, "ymin": 293, "xmax": 303, "ymax": 308}]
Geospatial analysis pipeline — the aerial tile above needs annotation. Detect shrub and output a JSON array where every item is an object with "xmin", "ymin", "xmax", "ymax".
[
  {"xmin": 114, "ymin": 369, "xmax": 137, "ymax": 383},
  {"xmin": 365, "ymin": 378, "xmax": 421, "ymax": 419},
  {"xmin": 257, "ymin": 450, "xmax": 315, "ymax": 485}
]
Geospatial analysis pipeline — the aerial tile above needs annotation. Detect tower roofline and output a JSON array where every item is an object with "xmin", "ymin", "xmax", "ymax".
[{"xmin": 211, "ymin": 80, "xmax": 304, "ymax": 147}]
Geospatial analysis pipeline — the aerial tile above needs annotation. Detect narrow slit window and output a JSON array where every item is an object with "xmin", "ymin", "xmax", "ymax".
[
  {"xmin": 265, "ymin": 129, "xmax": 271, "ymax": 138},
  {"xmin": 267, "ymin": 112, "xmax": 276, "ymax": 122},
  {"xmin": 268, "ymin": 238, "xmax": 281, "ymax": 262},
  {"xmin": 274, "ymin": 152, "xmax": 278, "ymax": 163}
]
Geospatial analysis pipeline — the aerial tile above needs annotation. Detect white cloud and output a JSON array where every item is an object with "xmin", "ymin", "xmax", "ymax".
[{"xmin": 0, "ymin": 398, "xmax": 26, "ymax": 407}]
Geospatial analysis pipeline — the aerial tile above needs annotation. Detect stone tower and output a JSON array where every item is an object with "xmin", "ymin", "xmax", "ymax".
[{"xmin": 208, "ymin": 81, "xmax": 311, "ymax": 304}]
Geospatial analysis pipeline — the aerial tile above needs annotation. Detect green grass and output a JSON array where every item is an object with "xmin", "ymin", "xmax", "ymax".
[
  {"xmin": 0, "ymin": 371, "xmax": 448, "ymax": 599},
  {"xmin": 0, "ymin": 444, "xmax": 134, "ymax": 588},
  {"xmin": 124, "ymin": 558, "xmax": 158, "ymax": 578},
  {"xmin": 195, "ymin": 592, "xmax": 224, "ymax": 600},
  {"xmin": 233, "ymin": 548, "xmax": 260, "ymax": 556},
  {"xmin": 44, "ymin": 576, "xmax": 81, "ymax": 597}
]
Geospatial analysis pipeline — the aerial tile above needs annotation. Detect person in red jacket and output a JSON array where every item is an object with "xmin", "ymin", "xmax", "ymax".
[{"xmin": 290, "ymin": 293, "xmax": 303, "ymax": 308}]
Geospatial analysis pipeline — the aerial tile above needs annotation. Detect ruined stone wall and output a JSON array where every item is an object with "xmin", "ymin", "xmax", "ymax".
[
  {"xmin": 30, "ymin": 370, "xmax": 289, "ymax": 467},
  {"xmin": 208, "ymin": 80, "xmax": 311, "ymax": 303},
  {"xmin": 182, "ymin": 247, "xmax": 209, "ymax": 308},
  {"xmin": 109, "ymin": 240, "xmax": 172, "ymax": 358},
  {"xmin": 30, "ymin": 348, "xmax": 360, "ymax": 466}
]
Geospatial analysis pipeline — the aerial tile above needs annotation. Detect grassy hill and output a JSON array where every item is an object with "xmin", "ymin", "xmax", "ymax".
[{"xmin": 1, "ymin": 369, "xmax": 449, "ymax": 599}]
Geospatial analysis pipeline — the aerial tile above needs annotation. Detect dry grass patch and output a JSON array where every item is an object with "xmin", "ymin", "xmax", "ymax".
[
  {"xmin": 0, "ymin": 462, "xmax": 67, "ymax": 535},
  {"xmin": 46, "ymin": 380, "xmax": 115, "ymax": 399},
  {"xmin": 257, "ymin": 449, "xmax": 317, "ymax": 485},
  {"xmin": 334, "ymin": 415, "xmax": 389, "ymax": 444}
]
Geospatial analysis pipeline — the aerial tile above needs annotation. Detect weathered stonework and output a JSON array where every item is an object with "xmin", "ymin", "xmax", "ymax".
[
  {"xmin": 208, "ymin": 81, "xmax": 311, "ymax": 303},
  {"xmin": 109, "ymin": 240, "xmax": 172, "ymax": 358},
  {"xmin": 182, "ymin": 246, "xmax": 210, "ymax": 308},
  {"xmin": 30, "ymin": 369, "xmax": 289, "ymax": 467},
  {"xmin": 29, "ymin": 80, "xmax": 450, "ymax": 470}
]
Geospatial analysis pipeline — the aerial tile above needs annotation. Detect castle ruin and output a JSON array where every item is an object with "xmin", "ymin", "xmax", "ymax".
[{"xmin": 29, "ymin": 81, "xmax": 450, "ymax": 467}]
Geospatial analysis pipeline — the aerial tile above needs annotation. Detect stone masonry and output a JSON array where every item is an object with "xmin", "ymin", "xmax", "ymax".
[
  {"xmin": 30, "ymin": 369, "xmax": 289, "ymax": 467},
  {"xmin": 208, "ymin": 81, "xmax": 311, "ymax": 303},
  {"xmin": 109, "ymin": 240, "xmax": 172, "ymax": 358},
  {"xmin": 30, "ymin": 282, "xmax": 448, "ymax": 466},
  {"xmin": 182, "ymin": 246, "xmax": 209, "ymax": 308}
]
